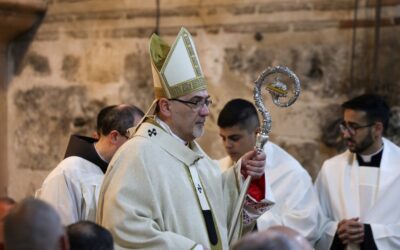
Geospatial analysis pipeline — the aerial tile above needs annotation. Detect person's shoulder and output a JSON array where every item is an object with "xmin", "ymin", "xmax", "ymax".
[
  {"xmin": 266, "ymin": 141, "xmax": 296, "ymax": 160},
  {"xmin": 319, "ymin": 150, "xmax": 350, "ymax": 175},
  {"xmin": 47, "ymin": 156, "xmax": 82, "ymax": 174},
  {"xmin": 112, "ymin": 135, "xmax": 165, "ymax": 166},
  {"xmin": 315, "ymin": 152, "xmax": 350, "ymax": 188},
  {"xmin": 126, "ymin": 134, "xmax": 163, "ymax": 153},
  {"xmin": 383, "ymin": 137, "xmax": 400, "ymax": 152},
  {"xmin": 324, "ymin": 150, "xmax": 349, "ymax": 163},
  {"xmin": 265, "ymin": 142, "xmax": 305, "ymax": 172},
  {"xmin": 381, "ymin": 138, "xmax": 400, "ymax": 166},
  {"xmin": 56, "ymin": 157, "xmax": 102, "ymax": 177},
  {"xmin": 218, "ymin": 155, "xmax": 233, "ymax": 171},
  {"xmin": 40, "ymin": 157, "xmax": 86, "ymax": 185}
]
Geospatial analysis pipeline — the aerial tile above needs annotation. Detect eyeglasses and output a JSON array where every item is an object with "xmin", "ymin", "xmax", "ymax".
[
  {"xmin": 339, "ymin": 121, "xmax": 374, "ymax": 135},
  {"xmin": 169, "ymin": 98, "xmax": 213, "ymax": 110}
]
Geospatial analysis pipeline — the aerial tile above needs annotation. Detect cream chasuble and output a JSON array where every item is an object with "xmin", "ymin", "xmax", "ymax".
[{"xmin": 97, "ymin": 119, "xmax": 270, "ymax": 250}]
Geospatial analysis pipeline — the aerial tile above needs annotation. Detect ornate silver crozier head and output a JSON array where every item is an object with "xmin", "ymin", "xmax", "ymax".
[{"xmin": 253, "ymin": 66, "xmax": 301, "ymax": 150}]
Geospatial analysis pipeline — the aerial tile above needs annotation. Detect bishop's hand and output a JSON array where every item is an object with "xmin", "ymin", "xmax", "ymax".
[{"xmin": 240, "ymin": 149, "xmax": 266, "ymax": 180}]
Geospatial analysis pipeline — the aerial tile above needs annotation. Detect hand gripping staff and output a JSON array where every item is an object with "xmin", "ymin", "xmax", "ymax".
[{"xmin": 228, "ymin": 66, "xmax": 301, "ymax": 244}]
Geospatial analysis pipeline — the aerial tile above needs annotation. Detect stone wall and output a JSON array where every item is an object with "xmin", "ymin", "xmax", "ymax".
[
  {"xmin": 5, "ymin": 0, "xmax": 400, "ymax": 199},
  {"xmin": 0, "ymin": 0, "xmax": 47, "ymax": 196}
]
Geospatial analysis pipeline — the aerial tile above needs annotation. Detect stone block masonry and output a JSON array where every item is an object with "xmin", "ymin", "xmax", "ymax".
[{"xmin": 3, "ymin": 0, "xmax": 400, "ymax": 199}]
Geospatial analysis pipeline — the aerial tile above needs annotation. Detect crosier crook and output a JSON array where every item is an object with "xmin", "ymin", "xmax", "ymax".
[{"xmin": 228, "ymin": 65, "xmax": 301, "ymax": 244}]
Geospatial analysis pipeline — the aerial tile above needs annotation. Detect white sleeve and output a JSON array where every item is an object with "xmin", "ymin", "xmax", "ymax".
[
  {"xmin": 36, "ymin": 167, "xmax": 81, "ymax": 225},
  {"xmin": 314, "ymin": 169, "xmax": 338, "ymax": 250},
  {"xmin": 256, "ymin": 171, "xmax": 322, "ymax": 245},
  {"xmin": 371, "ymin": 223, "xmax": 400, "ymax": 249},
  {"xmin": 234, "ymin": 160, "xmax": 275, "ymax": 225},
  {"xmin": 279, "ymin": 178, "xmax": 322, "ymax": 245}
]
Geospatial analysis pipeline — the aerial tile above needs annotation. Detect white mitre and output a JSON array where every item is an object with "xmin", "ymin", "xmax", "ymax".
[
  {"xmin": 127, "ymin": 28, "xmax": 207, "ymax": 138},
  {"xmin": 149, "ymin": 27, "xmax": 207, "ymax": 99}
]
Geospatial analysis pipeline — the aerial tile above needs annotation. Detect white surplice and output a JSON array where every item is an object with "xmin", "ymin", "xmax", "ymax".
[
  {"xmin": 219, "ymin": 141, "xmax": 322, "ymax": 245},
  {"xmin": 315, "ymin": 138, "xmax": 400, "ymax": 249},
  {"xmin": 36, "ymin": 157, "xmax": 103, "ymax": 225}
]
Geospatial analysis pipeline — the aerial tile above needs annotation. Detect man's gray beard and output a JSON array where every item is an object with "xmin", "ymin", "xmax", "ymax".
[{"xmin": 193, "ymin": 127, "xmax": 204, "ymax": 139}]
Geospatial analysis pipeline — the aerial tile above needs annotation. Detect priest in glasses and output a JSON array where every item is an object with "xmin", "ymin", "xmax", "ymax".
[
  {"xmin": 315, "ymin": 94, "xmax": 400, "ymax": 250},
  {"xmin": 97, "ymin": 28, "xmax": 274, "ymax": 250}
]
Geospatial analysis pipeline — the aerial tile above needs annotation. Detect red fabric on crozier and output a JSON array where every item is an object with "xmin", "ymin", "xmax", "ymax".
[{"xmin": 247, "ymin": 174, "xmax": 265, "ymax": 202}]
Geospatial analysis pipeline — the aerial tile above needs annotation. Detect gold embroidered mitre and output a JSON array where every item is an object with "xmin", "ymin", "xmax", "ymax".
[{"xmin": 149, "ymin": 27, "xmax": 207, "ymax": 99}]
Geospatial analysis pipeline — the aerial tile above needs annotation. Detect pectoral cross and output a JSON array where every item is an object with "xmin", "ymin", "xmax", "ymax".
[{"xmin": 197, "ymin": 184, "xmax": 202, "ymax": 194}]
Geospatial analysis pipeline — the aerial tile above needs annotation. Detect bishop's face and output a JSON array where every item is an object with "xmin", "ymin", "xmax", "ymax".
[{"xmin": 168, "ymin": 90, "xmax": 211, "ymax": 142}]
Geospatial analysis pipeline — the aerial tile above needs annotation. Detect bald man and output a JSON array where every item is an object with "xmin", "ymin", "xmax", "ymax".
[
  {"xmin": 3, "ymin": 198, "xmax": 69, "ymax": 250},
  {"xmin": 231, "ymin": 225, "xmax": 313, "ymax": 250}
]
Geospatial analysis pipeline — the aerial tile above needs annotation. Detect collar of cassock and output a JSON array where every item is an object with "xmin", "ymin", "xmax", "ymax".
[
  {"xmin": 356, "ymin": 145, "xmax": 383, "ymax": 168},
  {"xmin": 136, "ymin": 117, "xmax": 204, "ymax": 166},
  {"xmin": 64, "ymin": 135, "xmax": 109, "ymax": 174}
]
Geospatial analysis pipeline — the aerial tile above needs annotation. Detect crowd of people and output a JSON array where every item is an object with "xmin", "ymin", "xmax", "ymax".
[{"xmin": 1, "ymin": 27, "xmax": 399, "ymax": 250}]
